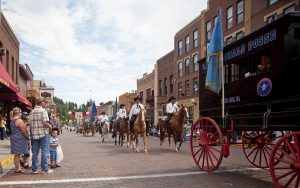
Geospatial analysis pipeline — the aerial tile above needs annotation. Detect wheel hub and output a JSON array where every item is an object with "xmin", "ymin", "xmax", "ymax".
[{"xmin": 290, "ymin": 162, "xmax": 300, "ymax": 172}]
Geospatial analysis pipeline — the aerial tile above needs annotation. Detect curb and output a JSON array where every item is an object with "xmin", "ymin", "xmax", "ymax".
[{"xmin": 0, "ymin": 155, "xmax": 14, "ymax": 174}]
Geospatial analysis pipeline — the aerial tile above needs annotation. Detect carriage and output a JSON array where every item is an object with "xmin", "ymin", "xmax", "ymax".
[{"xmin": 190, "ymin": 12, "xmax": 300, "ymax": 187}]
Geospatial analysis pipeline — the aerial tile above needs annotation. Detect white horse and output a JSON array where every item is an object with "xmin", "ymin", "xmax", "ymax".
[{"xmin": 101, "ymin": 121, "xmax": 109, "ymax": 142}]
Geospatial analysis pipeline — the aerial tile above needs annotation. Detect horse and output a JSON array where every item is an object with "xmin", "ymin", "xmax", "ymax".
[
  {"xmin": 83, "ymin": 122, "xmax": 96, "ymax": 137},
  {"xmin": 131, "ymin": 109, "xmax": 147, "ymax": 153},
  {"xmin": 100, "ymin": 121, "xmax": 109, "ymax": 142},
  {"xmin": 160, "ymin": 105, "xmax": 189, "ymax": 152},
  {"xmin": 114, "ymin": 117, "xmax": 130, "ymax": 147}
]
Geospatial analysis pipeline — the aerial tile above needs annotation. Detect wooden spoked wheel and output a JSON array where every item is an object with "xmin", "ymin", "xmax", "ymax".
[
  {"xmin": 270, "ymin": 132, "xmax": 300, "ymax": 188},
  {"xmin": 190, "ymin": 117, "xmax": 223, "ymax": 172},
  {"xmin": 242, "ymin": 131, "xmax": 284, "ymax": 168}
]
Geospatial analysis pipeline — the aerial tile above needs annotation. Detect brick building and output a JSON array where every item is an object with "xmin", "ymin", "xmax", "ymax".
[
  {"xmin": 118, "ymin": 91, "xmax": 137, "ymax": 113},
  {"xmin": 0, "ymin": 11, "xmax": 19, "ymax": 85},
  {"xmin": 156, "ymin": 50, "xmax": 175, "ymax": 120},
  {"xmin": 137, "ymin": 70, "xmax": 155, "ymax": 123},
  {"xmin": 173, "ymin": 14, "xmax": 203, "ymax": 122}
]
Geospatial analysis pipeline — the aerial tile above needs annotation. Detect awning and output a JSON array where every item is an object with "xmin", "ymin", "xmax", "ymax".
[
  {"xmin": 0, "ymin": 61, "xmax": 18, "ymax": 93},
  {"xmin": 0, "ymin": 92, "xmax": 32, "ymax": 108}
]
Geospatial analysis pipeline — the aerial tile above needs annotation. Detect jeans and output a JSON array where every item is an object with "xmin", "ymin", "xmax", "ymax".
[
  {"xmin": 0, "ymin": 127, "xmax": 5, "ymax": 140},
  {"xmin": 32, "ymin": 134, "xmax": 50, "ymax": 172}
]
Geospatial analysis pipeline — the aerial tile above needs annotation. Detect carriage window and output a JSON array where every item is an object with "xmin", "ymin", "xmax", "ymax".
[
  {"xmin": 294, "ymin": 28, "xmax": 300, "ymax": 40},
  {"xmin": 225, "ymin": 48, "xmax": 272, "ymax": 83}
]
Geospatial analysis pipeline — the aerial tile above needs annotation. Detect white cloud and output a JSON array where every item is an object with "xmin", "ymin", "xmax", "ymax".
[{"xmin": 2, "ymin": 0, "xmax": 206, "ymax": 104}]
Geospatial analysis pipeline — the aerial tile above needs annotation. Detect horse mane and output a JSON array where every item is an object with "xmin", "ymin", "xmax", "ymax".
[
  {"xmin": 173, "ymin": 106, "xmax": 186, "ymax": 128},
  {"xmin": 136, "ymin": 109, "xmax": 145, "ymax": 126}
]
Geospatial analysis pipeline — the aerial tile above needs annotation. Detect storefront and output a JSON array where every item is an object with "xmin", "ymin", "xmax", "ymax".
[{"xmin": 0, "ymin": 61, "xmax": 32, "ymax": 120}]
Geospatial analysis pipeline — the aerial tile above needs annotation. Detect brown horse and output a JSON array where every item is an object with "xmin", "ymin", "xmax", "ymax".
[
  {"xmin": 131, "ymin": 109, "xmax": 147, "ymax": 153},
  {"xmin": 114, "ymin": 117, "xmax": 130, "ymax": 147},
  {"xmin": 160, "ymin": 105, "xmax": 189, "ymax": 152}
]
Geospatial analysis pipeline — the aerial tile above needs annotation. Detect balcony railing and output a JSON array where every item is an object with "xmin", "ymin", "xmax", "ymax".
[{"xmin": 26, "ymin": 89, "xmax": 39, "ymax": 98}]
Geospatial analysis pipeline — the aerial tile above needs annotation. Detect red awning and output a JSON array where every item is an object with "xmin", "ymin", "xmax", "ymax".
[
  {"xmin": 0, "ymin": 92, "xmax": 32, "ymax": 108},
  {"xmin": 0, "ymin": 62, "xmax": 18, "ymax": 93}
]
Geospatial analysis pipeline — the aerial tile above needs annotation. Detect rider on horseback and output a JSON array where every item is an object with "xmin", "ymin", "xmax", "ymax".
[
  {"xmin": 112, "ymin": 104, "xmax": 127, "ymax": 138},
  {"xmin": 129, "ymin": 96, "xmax": 144, "ymax": 134},
  {"xmin": 165, "ymin": 96, "xmax": 179, "ymax": 130},
  {"xmin": 99, "ymin": 112, "xmax": 108, "ymax": 134}
]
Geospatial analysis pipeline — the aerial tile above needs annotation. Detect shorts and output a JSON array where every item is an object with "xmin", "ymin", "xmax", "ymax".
[{"xmin": 50, "ymin": 149, "xmax": 57, "ymax": 161}]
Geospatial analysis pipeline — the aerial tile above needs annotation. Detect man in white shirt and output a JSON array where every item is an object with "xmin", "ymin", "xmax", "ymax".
[
  {"xmin": 165, "ymin": 96, "xmax": 179, "ymax": 128},
  {"xmin": 129, "ymin": 97, "xmax": 144, "ymax": 133}
]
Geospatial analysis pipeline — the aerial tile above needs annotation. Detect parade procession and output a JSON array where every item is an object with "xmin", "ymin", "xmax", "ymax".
[{"xmin": 0, "ymin": 0, "xmax": 300, "ymax": 188}]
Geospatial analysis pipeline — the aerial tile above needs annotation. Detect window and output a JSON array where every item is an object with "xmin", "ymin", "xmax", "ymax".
[
  {"xmin": 267, "ymin": 14, "xmax": 277, "ymax": 24},
  {"xmin": 178, "ymin": 62, "xmax": 183, "ymax": 77},
  {"xmin": 237, "ymin": 1, "xmax": 244, "ymax": 24},
  {"xmin": 226, "ymin": 36, "xmax": 233, "ymax": 46},
  {"xmin": 225, "ymin": 48, "xmax": 272, "ymax": 83},
  {"xmin": 178, "ymin": 82, "xmax": 183, "ymax": 98},
  {"xmin": 268, "ymin": 0, "xmax": 279, "ymax": 6},
  {"xmin": 185, "ymin": 80, "xmax": 190, "ymax": 97},
  {"xmin": 227, "ymin": 6, "xmax": 233, "ymax": 29},
  {"xmin": 139, "ymin": 91, "xmax": 143, "ymax": 102},
  {"xmin": 146, "ymin": 88, "xmax": 151, "ymax": 100},
  {"xmin": 185, "ymin": 35, "xmax": 190, "ymax": 52},
  {"xmin": 170, "ymin": 75, "xmax": 173, "ymax": 94},
  {"xmin": 193, "ymin": 30, "xmax": 198, "ymax": 47},
  {"xmin": 164, "ymin": 77, "xmax": 167, "ymax": 95},
  {"xmin": 193, "ymin": 54, "xmax": 198, "ymax": 72},
  {"xmin": 206, "ymin": 21, "xmax": 211, "ymax": 42},
  {"xmin": 284, "ymin": 5, "xmax": 295, "ymax": 15},
  {"xmin": 6, "ymin": 50, "xmax": 9, "ymax": 73},
  {"xmin": 193, "ymin": 77, "xmax": 199, "ymax": 95},
  {"xmin": 12, "ymin": 56, "xmax": 14, "ymax": 81},
  {"xmin": 236, "ymin": 31, "xmax": 244, "ymax": 40},
  {"xmin": 159, "ymin": 80, "xmax": 162, "ymax": 96},
  {"xmin": 185, "ymin": 58, "xmax": 190, "ymax": 75},
  {"xmin": 178, "ymin": 40, "xmax": 183, "ymax": 56},
  {"xmin": 294, "ymin": 28, "xmax": 300, "ymax": 40}
]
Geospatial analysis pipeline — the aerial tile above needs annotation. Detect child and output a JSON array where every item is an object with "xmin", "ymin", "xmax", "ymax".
[
  {"xmin": 21, "ymin": 112, "xmax": 31, "ymax": 168},
  {"xmin": 50, "ymin": 128, "xmax": 60, "ymax": 168}
]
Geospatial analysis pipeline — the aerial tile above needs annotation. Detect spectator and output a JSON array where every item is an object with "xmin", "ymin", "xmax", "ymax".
[
  {"xmin": 9, "ymin": 107, "xmax": 29, "ymax": 173},
  {"xmin": 0, "ymin": 115, "xmax": 7, "ymax": 140},
  {"xmin": 49, "ymin": 128, "xmax": 61, "ymax": 168},
  {"xmin": 21, "ymin": 112, "xmax": 31, "ymax": 169},
  {"xmin": 30, "ymin": 97, "xmax": 53, "ymax": 174}
]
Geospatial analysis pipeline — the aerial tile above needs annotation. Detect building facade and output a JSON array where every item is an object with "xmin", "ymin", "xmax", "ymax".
[
  {"xmin": 0, "ymin": 11, "xmax": 19, "ymax": 85},
  {"xmin": 173, "ymin": 14, "xmax": 203, "ymax": 122},
  {"xmin": 137, "ymin": 70, "xmax": 155, "ymax": 124},
  {"xmin": 156, "ymin": 50, "xmax": 175, "ymax": 120},
  {"xmin": 119, "ymin": 91, "xmax": 137, "ymax": 113}
]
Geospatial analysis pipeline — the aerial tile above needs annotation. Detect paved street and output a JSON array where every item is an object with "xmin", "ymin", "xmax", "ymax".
[{"xmin": 0, "ymin": 130, "xmax": 275, "ymax": 188}]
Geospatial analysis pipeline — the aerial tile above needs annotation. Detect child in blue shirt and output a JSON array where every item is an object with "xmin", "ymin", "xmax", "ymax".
[{"xmin": 50, "ymin": 128, "xmax": 60, "ymax": 168}]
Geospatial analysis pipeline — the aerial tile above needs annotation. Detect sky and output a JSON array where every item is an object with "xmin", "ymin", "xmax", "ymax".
[{"xmin": 2, "ymin": 0, "xmax": 207, "ymax": 105}]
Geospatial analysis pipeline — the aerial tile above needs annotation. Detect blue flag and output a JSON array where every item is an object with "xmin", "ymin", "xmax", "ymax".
[
  {"xmin": 205, "ymin": 11, "xmax": 224, "ymax": 94},
  {"xmin": 115, "ymin": 97, "xmax": 118, "ymax": 118},
  {"xmin": 91, "ymin": 101, "xmax": 97, "ymax": 123}
]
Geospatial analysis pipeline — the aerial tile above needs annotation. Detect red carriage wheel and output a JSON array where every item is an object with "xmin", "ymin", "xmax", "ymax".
[
  {"xmin": 242, "ymin": 131, "xmax": 284, "ymax": 168},
  {"xmin": 270, "ymin": 132, "xmax": 300, "ymax": 188},
  {"xmin": 190, "ymin": 117, "xmax": 223, "ymax": 172}
]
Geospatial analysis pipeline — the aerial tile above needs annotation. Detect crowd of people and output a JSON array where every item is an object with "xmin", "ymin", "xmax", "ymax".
[{"xmin": 7, "ymin": 97, "xmax": 63, "ymax": 174}]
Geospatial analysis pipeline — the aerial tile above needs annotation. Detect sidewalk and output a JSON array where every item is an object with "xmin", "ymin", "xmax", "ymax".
[{"xmin": 0, "ymin": 139, "xmax": 14, "ymax": 175}]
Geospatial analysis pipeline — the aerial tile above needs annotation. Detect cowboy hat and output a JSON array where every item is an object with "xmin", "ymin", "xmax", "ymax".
[
  {"xmin": 134, "ymin": 96, "xmax": 142, "ymax": 102},
  {"xmin": 120, "ymin": 104, "xmax": 125, "ymax": 108},
  {"xmin": 168, "ymin": 96, "xmax": 176, "ymax": 102}
]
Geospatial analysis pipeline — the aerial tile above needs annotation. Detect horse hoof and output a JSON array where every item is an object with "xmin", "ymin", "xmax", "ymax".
[
  {"xmin": 175, "ymin": 148, "xmax": 178, "ymax": 152},
  {"xmin": 160, "ymin": 145, "xmax": 162, "ymax": 149},
  {"xmin": 136, "ymin": 149, "xmax": 140, "ymax": 153},
  {"xmin": 169, "ymin": 147, "xmax": 172, "ymax": 150}
]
